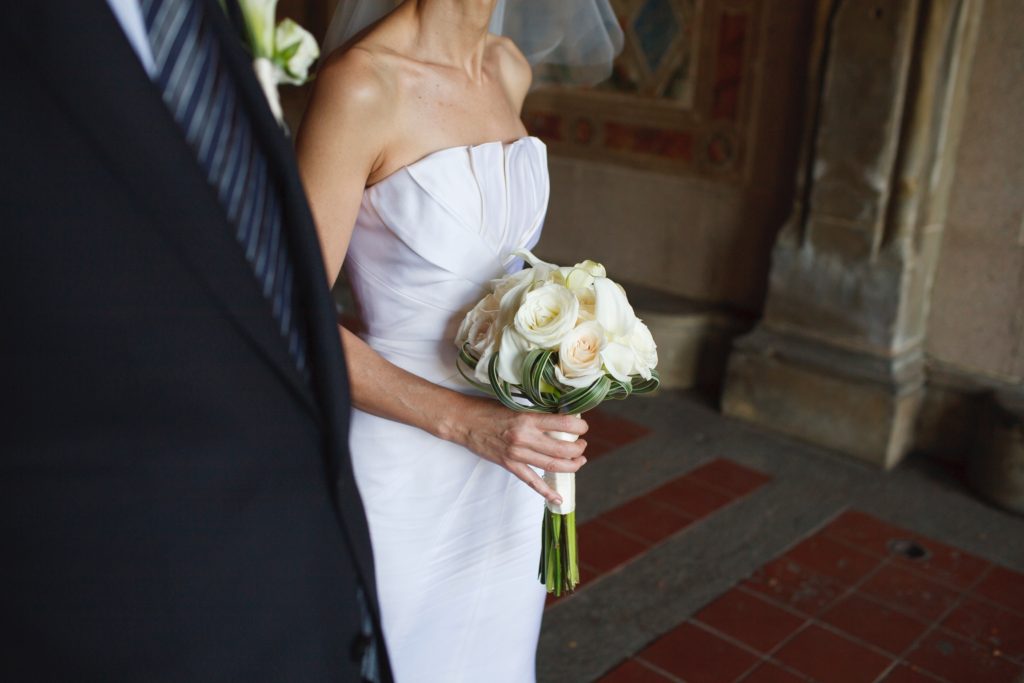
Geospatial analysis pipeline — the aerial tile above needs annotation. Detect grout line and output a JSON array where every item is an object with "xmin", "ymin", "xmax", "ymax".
[
  {"xmin": 760, "ymin": 554, "xmax": 895, "ymax": 669},
  {"xmin": 629, "ymin": 656, "xmax": 686, "ymax": 683},
  {"xmin": 869, "ymin": 560, "xmax": 996, "ymax": 683}
]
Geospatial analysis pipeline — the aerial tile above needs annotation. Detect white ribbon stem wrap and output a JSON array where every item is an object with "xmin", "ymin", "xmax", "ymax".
[
  {"xmin": 253, "ymin": 57, "xmax": 284, "ymax": 124},
  {"xmin": 543, "ymin": 414, "xmax": 581, "ymax": 514}
]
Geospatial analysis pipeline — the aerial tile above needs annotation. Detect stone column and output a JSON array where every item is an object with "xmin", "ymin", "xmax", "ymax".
[{"xmin": 721, "ymin": 0, "xmax": 983, "ymax": 468}]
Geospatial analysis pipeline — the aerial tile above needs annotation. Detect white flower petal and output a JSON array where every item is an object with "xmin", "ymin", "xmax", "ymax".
[
  {"xmin": 497, "ymin": 327, "xmax": 534, "ymax": 385},
  {"xmin": 593, "ymin": 277, "xmax": 638, "ymax": 338},
  {"xmin": 237, "ymin": 0, "xmax": 277, "ymax": 58},
  {"xmin": 601, "ymin": 342, "xmax": 636, "ymax": 383},
  {"xmin": 274, "ymin": 18, "xmax": 319, "ymax": 84}
]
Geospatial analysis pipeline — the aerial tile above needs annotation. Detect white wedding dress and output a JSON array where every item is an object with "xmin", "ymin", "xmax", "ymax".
[{"xmin": 345, "ymin": 136, "xmax": 550, "ymax": 683}]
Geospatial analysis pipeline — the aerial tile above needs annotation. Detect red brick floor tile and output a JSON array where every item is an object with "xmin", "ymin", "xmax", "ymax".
[
  {"xmin": 783, "ymin": 534, "xmax": 882, "ymax": 586},
  {"xmin": 820, "ymin": 593, "xmax": 930, "ymax": 656},
  {"xmin": 648, "ymin": 476, "xmax": 733, "ymax": 519},
  {"xmin": 579, "ymin": 519, "xmax": 650, "ymax": 573},
  {"xmin": 742, "ymin": 556, "xmax": 848, "ymax": 617},
  {"xmin": 637, "ymin": 621, "xmax": 760, "ymax": 683},
  {"xmin": 584, "ymin": 409, "xmax": 651, "ymax": 448},
  {"xmin": 942, "ymin": 597, "xmax": 1024, "ymax": 663},
  {"xmin": 739, "ymin": 661, "xmax": 808, "ymax": 683},
  {"xmin": 773, "ymin": 624, "xmax": 893, "ymax": 682},
  {"xmin": 972, "ymin": 565, "xmax": 1024, "ymax": 616},
  {"xmin": 694, "ymin": 588, "xmax": 806, "ymax": 653},
  {"xmin": 859, "ymin": 563, "xmax": 962, "ymax": 622},
  {"xmin": 905, "ymin": 628, "xmax": 1024, "ymax": 683},
  {"xmin": 890, "ymin": 539, "xmax": 990, "ymax": 591},
  {"xmin": 822, "ymin": 510, "xmax": 915, "ymax": 558},
  {"xmin": 600, "ymin": 497, "xmax": 694, "ymax": 545},
  {"xmin": 878, "ymin": 664, "xmax": 944, "ymax": 682},
  {"xmin": 686, "ymin": 458, "xmax": 772, "ymax": 497},
  {"xmin": 822, "ymin": 511, "xmax": 991, "ymax": 590},
  {"xmin": 598, "ymin": 658, "xmax": 676, "ymax": 682}
]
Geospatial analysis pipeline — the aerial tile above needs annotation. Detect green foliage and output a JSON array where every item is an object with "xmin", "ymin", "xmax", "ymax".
[{"xmin": 456, "ymin": 343, "xmax": 661, "ymax": 418}]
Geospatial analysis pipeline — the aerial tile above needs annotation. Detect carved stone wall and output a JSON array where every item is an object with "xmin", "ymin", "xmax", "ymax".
[{"xmin": 527, "ymin": 0, "xmax": 816, "ymax": 312}]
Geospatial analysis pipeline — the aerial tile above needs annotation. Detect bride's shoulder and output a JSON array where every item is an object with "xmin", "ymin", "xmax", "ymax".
[
  {"xmin": 486, "ymin": 35, "xmax": 532, "ymax": 104},
  {"xmin": 315, "ymin": 44, "xmax": 398, "ymax": 114}
]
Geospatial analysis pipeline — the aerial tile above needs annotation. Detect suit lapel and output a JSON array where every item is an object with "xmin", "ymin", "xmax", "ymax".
[
  {"xmin": 16, "ymin": 0, "xmax": 380, "ymax": 612},
  {"xmin": 14, "ymin": 1, "xmax": 320, "ymax": 418},
  {"xmin": 196, "ymin": 0, "xmax": 380, "ymax": 595},
  {"xmin": 202, "ymin": 2, "xmax": 386, "ymax": 626}
]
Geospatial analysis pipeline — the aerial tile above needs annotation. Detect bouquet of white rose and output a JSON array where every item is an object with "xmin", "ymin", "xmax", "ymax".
[{"xmin": 455, "ymin": 250, "xmax": 659, "ymax": 596}]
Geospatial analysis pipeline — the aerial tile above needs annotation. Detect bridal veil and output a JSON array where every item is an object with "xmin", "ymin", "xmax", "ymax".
[{"xmin": 322, "ymin": 0, "xmax": 623, "ymax": 85}]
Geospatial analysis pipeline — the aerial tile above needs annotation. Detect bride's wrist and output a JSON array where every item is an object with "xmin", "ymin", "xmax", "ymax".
[{"xmin": 432, "ymin": 393, "xmax": 473, "ymax": 446}]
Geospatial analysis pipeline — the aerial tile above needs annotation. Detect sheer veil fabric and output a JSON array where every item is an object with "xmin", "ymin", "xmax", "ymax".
[{"xmin": 322, "ymin": 0, "xmax": 623, "ymax": 85}]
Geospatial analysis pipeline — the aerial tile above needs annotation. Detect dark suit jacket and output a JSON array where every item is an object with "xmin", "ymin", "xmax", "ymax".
[{"xmin": 0, "ymin": 2, "xmax": 391, "ymax": 680}]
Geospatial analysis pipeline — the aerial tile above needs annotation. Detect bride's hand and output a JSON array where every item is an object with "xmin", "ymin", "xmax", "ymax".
[{"xmin": 445, "ymin": 396, "xmax": 589, "ymax": 505}]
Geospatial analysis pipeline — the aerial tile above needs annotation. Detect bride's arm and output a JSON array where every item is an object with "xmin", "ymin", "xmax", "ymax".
[{"xmin": 295, "ymin": 51, "xmax": 587, "ymax": 505}]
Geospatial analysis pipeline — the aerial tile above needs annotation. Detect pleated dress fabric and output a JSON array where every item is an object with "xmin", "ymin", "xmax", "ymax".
[{"xmin": 344, "ymin": 136, "xmax": 550, "ymax": 683}]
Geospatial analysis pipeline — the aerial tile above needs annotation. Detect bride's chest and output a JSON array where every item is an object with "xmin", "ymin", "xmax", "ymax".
[{"xmin": 358, "ymin": 137, "xmax": 550, "ymax": 276}]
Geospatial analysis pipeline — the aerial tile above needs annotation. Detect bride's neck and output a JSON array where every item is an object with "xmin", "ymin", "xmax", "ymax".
[{"xmin": 404, "ymin": 0, "xmax": 498, "ymax": 77}]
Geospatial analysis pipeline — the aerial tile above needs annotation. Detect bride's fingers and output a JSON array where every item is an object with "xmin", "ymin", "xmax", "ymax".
[
  {"xmin": 508, "ymin": 447, "xmax": 585, "ymax": 473},
  {"xmin": 535, "ymin": 414, "xmax": 589, "ymax": 436},
  {"xmin": 525, "ymin": 432, "xmax": 588, "ymax": 460},
  {"xmin": 509, "ymin": 462, "xmax": 562, "ymax": 505}
]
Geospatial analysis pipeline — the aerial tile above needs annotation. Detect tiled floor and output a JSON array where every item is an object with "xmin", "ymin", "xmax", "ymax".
[
  {"xmin": 539, "ymin": 395, "xmax": 1024, "ymax": 683},
  {"xmin": 597, "ymin": 510, "xmax": 1024, "ymax": 683},
  {"xmin": 548, "ymin": 456, "xmax": 771, "ymax": 605}
]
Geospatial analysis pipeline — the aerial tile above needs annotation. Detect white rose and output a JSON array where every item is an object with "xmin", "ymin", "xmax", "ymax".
[
  {"xmin": 274, "ymin": 18, "xmax": 320, "ymax": 85},
  {"xmin": 628, "ymin": 321, "xmax": 658, "ymax": 380},
  {"xmin": 513, "ymin": 283, "xmax": 580, "ymax": 350},
  {"xmin": 593, "ymin": 276, "xmax": 638, "ymax": 339},
  {"xmin": 237, "ymin": 0, "xmax": 277, "ymax": 58},
  {"xmin": 601, "ymin": 341, "xmax": 637, "ymax": 383},
  {"xmin": 555, "ymin": 321, "xmax": 606, "ymax": 388},
  {"xmin": 455, "ymin": 293, "xmax": 500, "ymax": 357},
  {"xmin": 496, "ymin": 326, "xmax": 535, "ymax": 385}
]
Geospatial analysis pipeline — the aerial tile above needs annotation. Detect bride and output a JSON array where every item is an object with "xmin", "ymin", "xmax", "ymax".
[{"xmin": 295, "ymin": 1, "xmax": 621, "ymax": 680}]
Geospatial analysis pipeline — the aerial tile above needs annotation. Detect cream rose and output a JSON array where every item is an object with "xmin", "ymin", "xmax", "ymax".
[
  {"xmin": 555, "ymin": 321, "xmax": 606, "ymax": 388},
  {"xmin": 513, "ymin": 283, "xmax": 580, "ymax": 350},
  {"xmin": 455, "ymin": 293, "xmax": 500, "ymax": 357}
]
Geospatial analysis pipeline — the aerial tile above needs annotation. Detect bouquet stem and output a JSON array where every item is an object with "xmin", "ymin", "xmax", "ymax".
[
  {"xmin": 540, "ymin": 507, "xmax": 579, "ymax": 596},
  {"xmin": 540, "ymin": 421, "xmax": 581, "ymax": 595}
]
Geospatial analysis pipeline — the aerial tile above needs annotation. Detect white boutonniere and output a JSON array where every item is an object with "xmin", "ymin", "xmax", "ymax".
[{"xmin": 234, "ymin": 0, "xmax": 319, "ymax": 125}]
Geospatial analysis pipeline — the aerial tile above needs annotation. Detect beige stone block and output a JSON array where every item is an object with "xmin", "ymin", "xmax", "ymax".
[
  {"xmin": 723, "ymin": 339, "xmax": 922, "ymax": 469},
  {"xmin": 927, "ymin": 233, "xmax": 1024, "ymax": 381}
]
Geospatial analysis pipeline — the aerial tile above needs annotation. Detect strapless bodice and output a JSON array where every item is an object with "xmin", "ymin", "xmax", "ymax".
[{"xmin": 345, "ymin": 136, "xmax": 548, "ymax": 385}]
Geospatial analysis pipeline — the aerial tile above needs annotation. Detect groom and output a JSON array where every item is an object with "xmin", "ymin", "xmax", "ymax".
[{"xmin": 0, "ymin": 1, "xmax": 390, "ymax": 681}]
